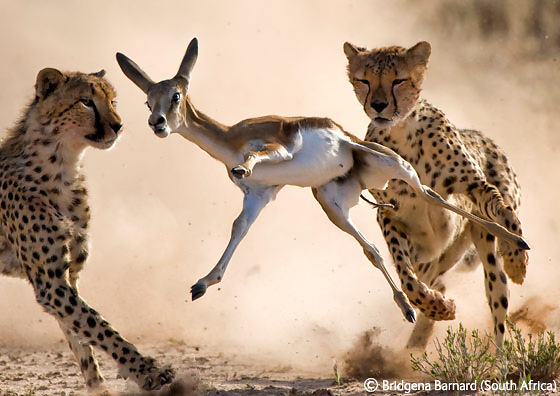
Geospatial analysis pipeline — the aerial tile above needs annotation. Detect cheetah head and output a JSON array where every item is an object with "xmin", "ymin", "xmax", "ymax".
[
  {"xmin": 115, "ymin": 38, "xmax": 198, "ymax": 139},
  {"xmin": 34, "ymin": 68, "xmax": 122, "ymax": 150},
  {"xmin": 344, "ymin": 41, "xmax": 431, "ymax": 128}
]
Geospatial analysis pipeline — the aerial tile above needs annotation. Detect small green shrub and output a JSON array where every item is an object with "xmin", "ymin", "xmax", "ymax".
[
  {"xmin": 411, "ymin": 321, "xmax": 560, "ymax": 391},
  {"xmin": 497, "ymin": 322, "xmax": 560, "ymax": 383},
  {"xmin": 411, "ymin": 323, "xmax": 495, "ymax": 383}
]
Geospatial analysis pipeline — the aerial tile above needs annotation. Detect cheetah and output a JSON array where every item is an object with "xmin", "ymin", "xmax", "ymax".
[
  {"xmin": 0, "ymin": 68, "xmax": 174, "ymax": 389},
  {"xmin": 344, "ymin": 41, "xmax": 528, "ymax": 347}
]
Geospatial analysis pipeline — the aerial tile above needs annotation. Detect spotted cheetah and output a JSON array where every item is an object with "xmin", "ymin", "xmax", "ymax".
[
  {"xmin": 344, "ymin": 41, "xmax": 528, "ymax": 347},
  {"xmin": 0, "ymin": 68, "xmax": 174, "ymax": 389}
]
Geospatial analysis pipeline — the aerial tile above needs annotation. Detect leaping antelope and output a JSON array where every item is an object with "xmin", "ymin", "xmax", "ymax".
[{"xmin": 116, "ymin": 38, "xmax": 529, "ymax": 324}]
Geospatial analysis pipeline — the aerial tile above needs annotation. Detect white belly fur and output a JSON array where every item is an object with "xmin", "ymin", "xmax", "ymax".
[{"xmin": 245, "ymin": 127, "xmax": 354, "ymax": 187}]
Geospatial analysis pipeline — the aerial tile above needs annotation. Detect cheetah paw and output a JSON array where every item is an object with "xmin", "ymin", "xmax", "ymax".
[{"xmin": 141, "ymin": 364, "xmax": 175, "ymax": 391}]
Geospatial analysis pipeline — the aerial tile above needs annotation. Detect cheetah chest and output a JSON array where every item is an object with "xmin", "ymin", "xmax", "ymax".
[{"xmin": 379, "ymin": 184, "xmax": 471, "ymax": 264}]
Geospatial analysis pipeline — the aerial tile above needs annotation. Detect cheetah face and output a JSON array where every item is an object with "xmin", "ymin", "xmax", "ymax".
[
  {"xmin": 344, "ymin": 41, "xmax": 431, "ymax": 128},
  {"xmin": 34, "ymin": 68, "xmax": 123, "ymax": 150}
]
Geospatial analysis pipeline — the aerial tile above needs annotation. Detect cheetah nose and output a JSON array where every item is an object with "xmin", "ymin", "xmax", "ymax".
[
  {"xmin": 110, "ymin": 123, "xmax": 122, "ymax": 133},
  {"xmin": 371, "ymin": 100, "xmax": 388, "ymax": 113}
]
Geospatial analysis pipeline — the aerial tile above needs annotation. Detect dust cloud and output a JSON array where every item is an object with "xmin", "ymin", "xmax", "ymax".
[
  {"xmin": 342, "ymin": 327, "xmax": 416, "ymax": 380},
  {"xmin": 0, "ymin": 0, "xmax": 558, "ymax": 381}
]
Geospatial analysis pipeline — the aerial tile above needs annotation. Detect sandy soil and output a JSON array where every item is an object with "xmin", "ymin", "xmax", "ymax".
[
  {"xmin": 0, "ymin": 340, "xmax": 366, "ymax": 396},
  {"xmin": 0, "ymin": 1, "xmax": 559, "ymax": 395}
]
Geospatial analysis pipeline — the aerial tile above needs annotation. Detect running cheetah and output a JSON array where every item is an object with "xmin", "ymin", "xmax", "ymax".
[
  {"xmin": 0, "ymin": 68, "xmax": 173, "ymax": 389},
  {"xmin": 344, "ymin": 41, "xmax": 528, "ymax": 347}
]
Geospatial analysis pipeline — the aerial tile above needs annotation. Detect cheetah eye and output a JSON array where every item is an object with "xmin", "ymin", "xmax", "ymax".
[
  {"xmin": 80, "ymin": 98, "xmax": 95, "ymax": 107},
  {"xmin": 172, "ymin": 92, "xmax": 181, "ymax": 103},
  {"xmin": 356, "ymin": 79, "xmax": 369, "ymax": 86},
  {"xmin": 145, "ymin": 101, "xmax": 152, "ymax": 111},
  {"xmin": 392, "ymin": 79, "xmax": 408, "ymax": 86},
  {"xmin": 111, "ymin": 99, "xmax": 117, "ymax": 107}
]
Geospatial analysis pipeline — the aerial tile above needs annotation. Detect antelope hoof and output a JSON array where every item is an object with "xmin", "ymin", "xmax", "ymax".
[
  {"xmin": 191, "ymin": 282, "xmax": 208, "ymax": 301},
  {"xmin": 517, "ymin": 237, "xmax": 530, "ymax": 251},
  {"xmin": 405, "ymin": 308, "xmax": 417, "ymax": 323},
  {"xmin": 394, "ymin": 291, "xmax": 416, "ymax": 323},
  {"xmin": 231, "ymin": 166, "xmax": 251, "ymax": 179}
]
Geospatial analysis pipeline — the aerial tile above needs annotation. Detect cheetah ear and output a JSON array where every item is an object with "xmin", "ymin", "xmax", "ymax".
[
  {"xmin": 36, "ymin": 68, "xmax": 65, "ymax": 100},
  {"xmin": 343, "ymin": 42, "xmax": 365, "ymax": 61},
  {"xmin": 90, "ymin": 70, "xmax": 106, "ymax": 78},
  {"xmin": 406, "ymin": 41, "xmax": 431, "ymax": 68}
]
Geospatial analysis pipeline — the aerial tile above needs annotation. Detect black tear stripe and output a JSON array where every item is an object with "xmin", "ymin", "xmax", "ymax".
[
  {"xmin": 362, "ymin": 81, "xmax": 371, "ymax": 115},
  {"xmin": 85, "ymin": 101, "xmax": 105, "ymax": 142},
  {"xmin": 391, "ymin": 87, "xmax": 398, "ymax": 116}
]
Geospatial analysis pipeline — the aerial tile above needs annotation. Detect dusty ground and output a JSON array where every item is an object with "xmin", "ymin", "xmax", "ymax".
[
  {"xmin": 0, "ymin": 340, "xmax": 366, "ymax": 396},
  {"xmin": 3, "ymin": 340, "xmax": 558, "ymax": 396},
  {"xmin": 1, "ymin": 1, "xmax": 559, "ymax": 395}
]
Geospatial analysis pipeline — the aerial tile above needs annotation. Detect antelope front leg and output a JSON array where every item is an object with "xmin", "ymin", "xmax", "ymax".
[
  {"xmin": 191, "ymin": 186, "xmax": 281, "ymax": 300},
  {"xmin": 312, "ymin": 181, "xmax": 416, "ymax": 323},
  {"xmin": 231, "ymin": 143, "xmax": 294, "ymax": 179}
]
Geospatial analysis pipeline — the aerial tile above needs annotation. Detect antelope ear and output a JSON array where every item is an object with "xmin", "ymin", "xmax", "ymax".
[
  {"xmin": 343, "ymin": 42, "xmax": 365, "ymax": 62},
  {"xmin": 116, "ymin": 52, "xmax": 155, "ymax": 94},
  {"xmin": 406, "ymin": 41, "xmax": 431, "ymax": 68},
  {"xmin": 176, "ymin": 37, "xmax": 199, "ymax": 79},
  {"xmin": 36, "ymin": 68, "xmax": 65, "ymax": 99}
]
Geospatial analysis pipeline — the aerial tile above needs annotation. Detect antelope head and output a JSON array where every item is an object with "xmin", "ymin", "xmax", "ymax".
[{"xmin": 116, "ymin": 37, "xmax": 198, "ymax": 138}]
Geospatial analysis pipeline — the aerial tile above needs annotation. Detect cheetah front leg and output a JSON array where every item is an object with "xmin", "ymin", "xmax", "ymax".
[
  {"xmin": 471, "ymin": 225, "xmax": 509, "ymax": 347},
  {"xmin": 467, "ymin": 181, "xmax": 528, "ymax": 284},
  {"xmin": 405, "ymin": 274, "xmax": 454, "ymax": 348},
  {"xmin": 58, "ymin": 321, "xmax": 104, "ymax": 388},
  {"xmin": 22, "ymin": 214, "xmax": 174, "ymax": 391},
  {"xmin": 61, "ymin": 213, "xmax": 106, "ymax": 387},
  {"xmin": 67, "ymin": 187, "xmax": 92, "ymax": 289},
  {"xmin": 376, "ymin": 211, "xmax": 456, "ymax": 322}
]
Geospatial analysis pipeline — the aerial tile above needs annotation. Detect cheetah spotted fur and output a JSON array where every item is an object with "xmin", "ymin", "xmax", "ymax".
[
  {"xmin": 0, "ymin": 68, "xmax": 174, "ymax": 389},
  {"xmin": 344, "ymin": 41, "xmax": 528, "ymax": 347}
]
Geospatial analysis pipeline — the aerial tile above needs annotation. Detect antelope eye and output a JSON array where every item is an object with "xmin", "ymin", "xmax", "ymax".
[
  {"xmin": 172, "ymin": 92, "xmax": 181, "ymax": 102},
  {"xmin": 145, "ymin": 101, "xmax": 152, "ymax": 111},
  {"xmin": 80, "ymin": 98, "xmax": 95, "ymax": 107},
  {"xmin": 392, "ymin": 79, "xmax": 408, "ymax": 86}
]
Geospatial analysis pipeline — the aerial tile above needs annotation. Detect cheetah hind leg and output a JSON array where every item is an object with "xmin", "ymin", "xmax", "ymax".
[
  {"xmin": 499, "ymin": 238, "xmax": 528, "ymax": 284},
  {"xmin": 472, "ymin": 226, "xmax": 509, "ymax": 347}
]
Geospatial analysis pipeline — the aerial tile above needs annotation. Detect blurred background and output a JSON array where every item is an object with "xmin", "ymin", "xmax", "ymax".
[{"xmin": 0, "ymin": 0, "xmax": 558, "ymax": 375}]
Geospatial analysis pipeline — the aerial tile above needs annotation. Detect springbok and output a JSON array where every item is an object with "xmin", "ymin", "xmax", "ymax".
[{"xmin": 116, "ymin": 38, "xmax": 528, "ymax": 324}]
